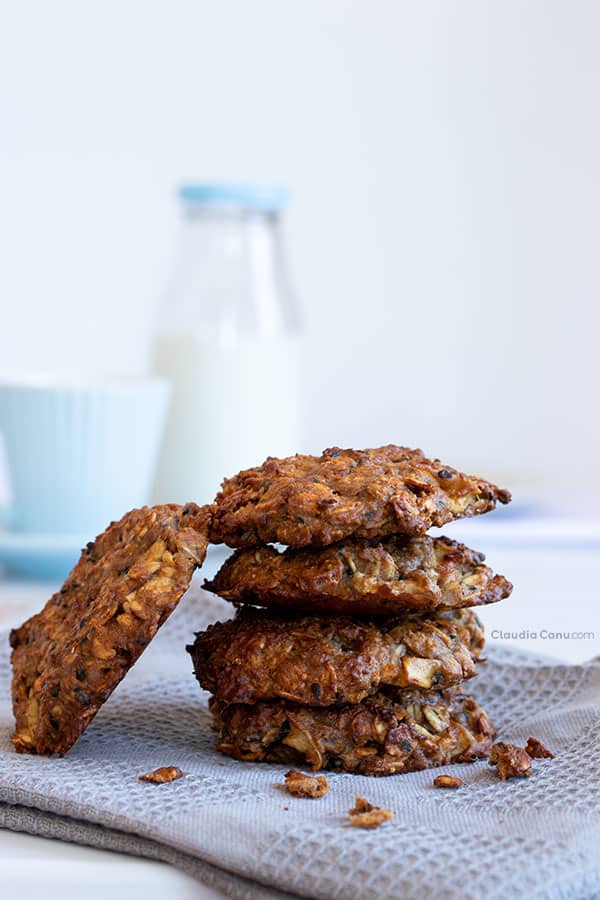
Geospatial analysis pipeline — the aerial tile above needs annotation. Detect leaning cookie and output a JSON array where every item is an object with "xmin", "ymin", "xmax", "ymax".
[
  {"xmin": 188, "ymin": 606, "xmax": 484, "ymax": 706},
  {"xmin": 210, "ymin": 687, "xmax": 495, "ymax": 775},
  {"xmin": 10, "ymin": 503, "xmax": 212, "ymax": 756},
  {"xmin": 210, "ymin": 445, "xmax": 511, "ymax": 548},
  {"xmin": 205, "ymin": 535, "xmax": 511, "ymax": 616}
]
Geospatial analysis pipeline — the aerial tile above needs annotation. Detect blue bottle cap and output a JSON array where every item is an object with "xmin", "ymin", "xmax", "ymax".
[{"xmin": 178, "ymin": 183, "xmax": 288, "ymax": 212}]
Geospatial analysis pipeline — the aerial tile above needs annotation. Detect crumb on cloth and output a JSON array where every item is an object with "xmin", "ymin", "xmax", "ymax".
[
  {"xmin": 525, "ymin": 737, "xmax": 555, "ymax": 759},
  {"xmin": 280, "ymin": 769, "xmax": 329, "ymax": 798},
  {"xmin": 139, "ymin": 766, "xmax": 185, "ymax": 784},
  {"xmin": 433, "ymin": 775, "xmax": 463, "ymax": 789},
  {"xmin": 348, "ymin": 796, "xmax": 393, "ymax": 829},
  {"xmin": 489, "ymin": 743, "xmax": 531, "ymax": 780}
]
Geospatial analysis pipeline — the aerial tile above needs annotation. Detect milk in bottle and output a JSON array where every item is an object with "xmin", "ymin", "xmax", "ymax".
[{"xmin": 152, "ymin": 184, "xmax": 302, "ymax": 505}]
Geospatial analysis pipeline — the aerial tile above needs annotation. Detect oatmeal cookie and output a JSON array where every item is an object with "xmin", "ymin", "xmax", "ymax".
[
  {"xmin": 188, "ymin": 607, "xmax": 484, "ymax": 706},
  {"xmin": 205, "ymin": 535, "xmax": 511, "ymax": 616},
  {"xmin": 210, "ymin": 445, "xmax": 511, "ymax": 548},
  {"xmin": 10, "ymin": 503, "xmax": 212, "ymax": 756},
  {"xmin": 210, "ymin": 687, "xmax": 495, "ymax": 775}
]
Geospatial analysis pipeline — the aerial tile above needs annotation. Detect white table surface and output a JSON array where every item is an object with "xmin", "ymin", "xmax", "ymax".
[
  {"xmin": 0, "ymin": 830, "xmax": 223, "ymax": 900},
  {"xmin": 1, "ymin": 520, "xmax": 599, "ymax": 899}
]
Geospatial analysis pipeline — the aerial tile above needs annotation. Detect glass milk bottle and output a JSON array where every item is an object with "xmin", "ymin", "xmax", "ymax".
[{"xmin": 152, "ymin": 184, "xmax": 302, "ymax": 505}]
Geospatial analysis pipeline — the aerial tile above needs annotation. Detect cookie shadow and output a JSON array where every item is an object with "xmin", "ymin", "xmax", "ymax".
[{"xmin": 74, "ymin": 695, "xmax": 214, "ymax": 759}]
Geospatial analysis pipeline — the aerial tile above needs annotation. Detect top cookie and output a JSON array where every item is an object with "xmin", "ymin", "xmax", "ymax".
[
  {"xmin": 210, "ymin": 445, "xmax": 511, "ymax": 548},
  {"xmin": 10, "ymin": 503, "xmax": 211, "ymax": 756}
]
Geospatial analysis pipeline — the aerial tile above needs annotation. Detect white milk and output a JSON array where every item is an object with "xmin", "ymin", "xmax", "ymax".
[{"xmin": 152, "ymin": 333, "xmax": 302, "ymax": 505}]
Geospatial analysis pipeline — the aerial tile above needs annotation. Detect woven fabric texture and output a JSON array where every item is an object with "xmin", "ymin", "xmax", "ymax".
[{"xmin": 1, "ymin": 576, "xmax": 599, "ymax": 900}]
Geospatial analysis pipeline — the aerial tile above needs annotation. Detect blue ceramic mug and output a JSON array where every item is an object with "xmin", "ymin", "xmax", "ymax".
[{"xmin": 0, "ymin": 377, "xmax": 170, "ymax": 537}]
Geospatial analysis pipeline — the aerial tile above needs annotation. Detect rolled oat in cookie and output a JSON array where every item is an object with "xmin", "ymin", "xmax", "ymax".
[{"xmin": 10, "ymin": 503, "xmax": 212, "ymax": 756}]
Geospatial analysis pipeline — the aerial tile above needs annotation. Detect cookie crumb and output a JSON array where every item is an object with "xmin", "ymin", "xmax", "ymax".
[
  {"xmin": 525, "ymin": 737, "xmax": 555, "ymax": 759},
  {"xmin": 139, "ymin": 766, "xmax": 185, "ymax": 784},
  {"xmin": 348, "ymin": 796, "xmax": 393, "ymax": 829},
  {"xmin": 433, "ymin": 774, "xmax": 463, "ymax": 789},
  {"xmin": 489, "ymin": 742, "xmax": 531, "ymax": 780},
  {"xmin": 281, "ymin": 769, "xmax": 329, "ymax": 798}
]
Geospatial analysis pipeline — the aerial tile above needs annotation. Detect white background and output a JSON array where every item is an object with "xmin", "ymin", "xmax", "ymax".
[{"xmin": 0, "ymin": 0, "xmax": 598, "ymax": 507}]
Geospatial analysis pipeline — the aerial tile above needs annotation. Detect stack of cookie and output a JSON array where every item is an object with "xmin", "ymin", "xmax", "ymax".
[{"xmin": 189, "ymin": 445, "xmax": 512, "ymax": 776}]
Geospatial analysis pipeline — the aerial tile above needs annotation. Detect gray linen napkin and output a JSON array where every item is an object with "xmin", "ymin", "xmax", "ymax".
[{"xmin": 1, "ymin": 578, "xmax": 599, "ymax": 900}]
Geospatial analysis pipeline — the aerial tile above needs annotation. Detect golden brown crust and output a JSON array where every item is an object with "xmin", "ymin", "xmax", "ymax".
[
  {"xmin": 210, "ymin": 445, "xmax": 511, "ymax": 548},
  {"xmin": 188, "ymin": 607, "xmax": 484, "ymax": 706},
  {"xmin": 205, "ymin": 535, "xmax": 512, "ymax": 616},
  {"xmin": 210, "ymin": 687, "xmax": 495, "ymax": 775},
  {"xmin": 10, "ymin": 503, "xmax": 212, "ymax": 756},
  {"xmin": 435, "ymin": 609, "xmax": 486, "ymax": 660}
]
